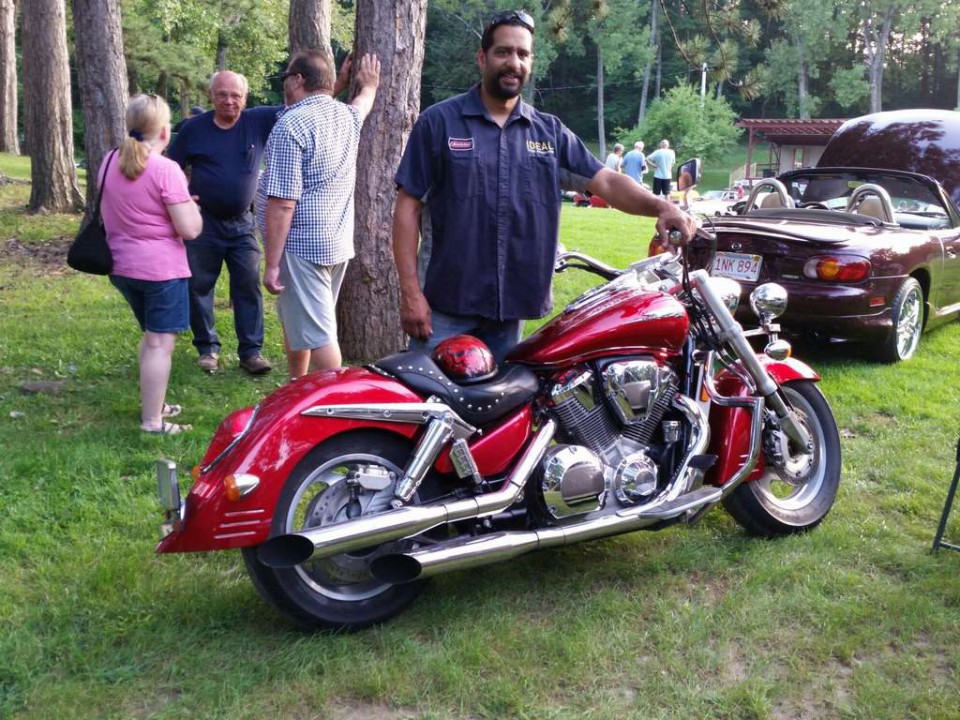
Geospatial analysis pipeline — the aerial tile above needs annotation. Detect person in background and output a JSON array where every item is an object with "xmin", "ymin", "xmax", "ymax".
[
  {"xmin": 604, "ymin": 143, "xmax": 624, "ymax": 172},
  {"xmin": 622, "ymin": 141, "xmax": 646, "ymax": 185},
  {"xmin": 173, "ymin": 104, "xmax": 205, "ymax": 133},
  {"xmin": 646, "ymin": 139, "xmax": 676, "ymax": 199},
  {"xmin": 167, "ymin": 71, "xmax": 278, "ymax": 376},
  {"xmin": 261, "ymin": 50, "xmax": 380, "ymax": 380},
  {"xmin": 100, "ymin": 94, "xmax": 202, "ymax": 434},
  {"xmin": 392, "ymin": 10, "xmax": 696, "ymax": 362}
]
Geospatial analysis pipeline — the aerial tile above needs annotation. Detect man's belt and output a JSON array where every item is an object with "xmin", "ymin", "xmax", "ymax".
[{"xmin": 200, "ymin": 206, "xmax": 251, "ymax": 222}]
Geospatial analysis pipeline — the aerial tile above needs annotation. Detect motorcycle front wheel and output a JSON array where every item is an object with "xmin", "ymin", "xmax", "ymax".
[
  {"xmin": 242, "ymin": 431, "xmax": 431, "ymax": 631},
  {"xmin": 723, "ymin": 380, "xmax": 841, "ymax": 537}
]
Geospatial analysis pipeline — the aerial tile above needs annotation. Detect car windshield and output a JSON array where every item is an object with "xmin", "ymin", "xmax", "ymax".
[{"xmin": 784, "ymin": 172, "xmax": 951, "ymax": 229}]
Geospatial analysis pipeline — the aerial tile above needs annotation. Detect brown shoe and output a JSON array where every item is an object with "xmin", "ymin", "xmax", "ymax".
[
  {"xmin": 197, "ymin": 353, "xmax": 219, "ymax": 373},
  {"xmin": 239, "ymin": 353, "xmax": 271, "ymax": 375}
]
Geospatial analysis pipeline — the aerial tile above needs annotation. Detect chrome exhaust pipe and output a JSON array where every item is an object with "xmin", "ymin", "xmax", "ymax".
[
  {"xmin": 369, "ymin": 485, "xmax": 722, "ymax": 583},
  {"xmin": 370, "ymin": 398, "xmax": 716, "ymax": 583},
  {"xmin": 257, "ymin": 420, "xmax": 556, "ymax": 568}
]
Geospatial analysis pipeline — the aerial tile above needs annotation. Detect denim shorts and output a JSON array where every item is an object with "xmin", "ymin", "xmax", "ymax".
[{"xmin": 110, "ymin": 275, "xmax": 190, "ymax": 333}]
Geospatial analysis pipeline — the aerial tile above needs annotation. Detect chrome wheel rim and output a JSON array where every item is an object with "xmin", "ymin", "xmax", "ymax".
[
  {"xmin": 895, "ymin": 286, "xmax": 923, "ymax": 360},
  {"xmin": 756, "ymin": 390, "xmax": 825, "ymax": 512},
  {"xmin": 284, "ymin": 453, "xmax": 402, "ymax": 602}
]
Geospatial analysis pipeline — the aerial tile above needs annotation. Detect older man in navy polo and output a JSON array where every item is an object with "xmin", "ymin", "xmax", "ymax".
[
  {"xmin": 168, "ymin": 71, "xmax": 278, "ymax": 375},
  {"xmin": 392, "ymin": 10, "xmax": 696, "ymax": 362}
]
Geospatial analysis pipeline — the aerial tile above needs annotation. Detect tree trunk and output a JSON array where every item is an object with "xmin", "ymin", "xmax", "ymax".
[
  {"xmin": 638, "ymin": 0, "xmax": 658, "ymax": 124},
  {"xmin": 216, "ymin": 31, "xmax": 228, "ymax": 70},
  {"xmin": 0, "ymin": 0, "xmax": 18, "ymax": 154},
  {"xmin": 865, "ymin": 5, "xmax": 896, "ymax": 113},
  {"xmin": 289, "ymin": 0, "xmax": 333, "ymax": 68},
  {"xmin": 337, "ymin": 0, "xmax": 427, "ymax": 363},
  {"xmin": 72, "ymin": 0, "xmax": 128, "ymax": 218},
  {"xmin": 654, "ymin": 25, "xmax": 662, "ymax": 99},
  {"xmin": 796, "ymin": 31, "xmax": 809, "ymax": 119},
  {"xmin": 22, "ymin": 0, "xmax": 82, "ymax": 213},
  {"xmin": 596, "ymin": 48, "xmax": 605, "ymax": 158},
  {"xmin": 956, "ymin": 46, "xmax": 960, "ymax": 111}
]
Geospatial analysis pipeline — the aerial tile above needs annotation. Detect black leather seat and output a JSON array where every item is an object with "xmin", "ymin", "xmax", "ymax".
[{"xmin": 371, "ymin": 351, "xmax": 540, "ymax": 427}]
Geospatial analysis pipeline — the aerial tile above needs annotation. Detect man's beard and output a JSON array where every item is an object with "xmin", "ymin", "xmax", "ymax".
[{"xmin": 485, "ymin": 70, "xmax": 526, "ymax": 100}]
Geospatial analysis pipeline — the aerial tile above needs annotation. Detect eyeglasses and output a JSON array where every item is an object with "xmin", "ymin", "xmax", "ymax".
[
  {"xmin": 280, "ymin": 71, "xmax": 301, "ymax": 83},
  {"xmin": 486, "ymin": 9, "xmax": 535, "ymax": 33}
]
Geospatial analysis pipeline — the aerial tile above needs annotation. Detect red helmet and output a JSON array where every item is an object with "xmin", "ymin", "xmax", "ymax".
[{"xmin": 431, "ymin": 335, "xmax": 498, "ymax": 384}]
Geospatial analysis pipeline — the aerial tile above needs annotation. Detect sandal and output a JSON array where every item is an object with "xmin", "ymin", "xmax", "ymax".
[
  {"xmin": 142, "ymin": 421, "xmax": 192, "ymax": 435},
  {"xmin": 162, "ymin": 404, "xmax": 182, "ymax": 418}
]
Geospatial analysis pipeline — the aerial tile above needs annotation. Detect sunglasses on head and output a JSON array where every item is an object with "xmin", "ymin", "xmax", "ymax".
[{"xmin": 486, "ymin": 9, "xmax": 535, "ymax": 33}]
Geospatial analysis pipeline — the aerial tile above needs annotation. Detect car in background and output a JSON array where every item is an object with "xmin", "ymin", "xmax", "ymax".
[
  {"xmin": 687, "ymin": 189, "xmax": 741, "ymax": 217},
  {"xmin": 684, "ymin": 109, "xmax": 960, "ymax": 362}
]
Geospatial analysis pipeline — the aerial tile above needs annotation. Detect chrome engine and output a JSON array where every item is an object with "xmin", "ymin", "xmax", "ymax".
[{"xmin": 539, "ymin": 359, "xmax": 682, "ymax": 521}]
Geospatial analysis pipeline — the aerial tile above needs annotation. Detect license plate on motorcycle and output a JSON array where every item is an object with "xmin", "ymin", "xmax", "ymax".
[{"xmin": 712, "ymin": 252, "xmax": 762, "ymax": 282}]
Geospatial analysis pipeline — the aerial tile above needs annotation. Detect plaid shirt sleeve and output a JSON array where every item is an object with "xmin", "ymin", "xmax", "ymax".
[{"xmin": 263, "ymin": 119, "xmax": 304, "ymax": 201}]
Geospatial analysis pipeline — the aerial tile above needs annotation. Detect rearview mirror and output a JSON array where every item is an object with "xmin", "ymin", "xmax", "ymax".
[{"xmin": 677, "ymin": 158, "xmax": 701, "ymax": 191}]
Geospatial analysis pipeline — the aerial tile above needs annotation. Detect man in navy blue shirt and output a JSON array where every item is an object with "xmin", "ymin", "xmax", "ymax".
[
  {"xmin": 167, "ymin": 71, "xmax": 279, "ymax": 375},
  {"xmin": 392, "ymin": 11, "xmax": 696, "ymax": 362}
]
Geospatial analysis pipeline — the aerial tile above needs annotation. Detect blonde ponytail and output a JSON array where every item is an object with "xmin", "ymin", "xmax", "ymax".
[{"xmin": 118, "ymin": 94, "xmax": 171, "ymax": 180}]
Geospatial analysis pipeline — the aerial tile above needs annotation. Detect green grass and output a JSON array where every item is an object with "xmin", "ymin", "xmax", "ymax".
[{"xmin": 2, "ymin": 155, "xmax": 960, "ymax": 720}]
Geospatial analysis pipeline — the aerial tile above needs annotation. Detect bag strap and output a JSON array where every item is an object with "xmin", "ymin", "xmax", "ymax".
[{"xmin": 95, "ymin": 149, "xmax": 118, "ymax": 213}]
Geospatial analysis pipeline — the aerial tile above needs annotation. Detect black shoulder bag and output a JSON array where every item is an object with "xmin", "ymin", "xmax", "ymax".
[{"xmin": 67, "ymin": 149, "xmax": 117, "ymax": 275}]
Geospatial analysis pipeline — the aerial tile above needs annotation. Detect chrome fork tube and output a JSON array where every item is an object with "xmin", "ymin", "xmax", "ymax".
[{"xmin": 689, "ymin": 269, "xmax": 811, "ymax": 450}]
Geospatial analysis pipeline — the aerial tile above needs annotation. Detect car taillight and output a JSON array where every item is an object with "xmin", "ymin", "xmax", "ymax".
[
  {"xmin": 198, "ymin": 406, "xmax": 257, "ymax": 471},
  {"xmin": 803, "ymin": 255, "xmax": 871, "ymax": 282}
]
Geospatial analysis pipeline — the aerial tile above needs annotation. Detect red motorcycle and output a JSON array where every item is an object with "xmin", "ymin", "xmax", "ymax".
[{"xmin": 156, "ymin": 236, "xmax": 841, "ymax": 631}]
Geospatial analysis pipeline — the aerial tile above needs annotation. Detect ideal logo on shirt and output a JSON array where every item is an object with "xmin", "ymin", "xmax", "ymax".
[
  {"xmin": 448, "ymin": 137, "xmax": 474, "ymax": 151},
  {"xmin": 526, "ymin": 139, "xmax": 555, "ymax": 155}
]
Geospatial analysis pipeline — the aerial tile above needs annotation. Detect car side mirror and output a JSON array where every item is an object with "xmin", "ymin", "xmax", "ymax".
[{"xmin": 677, "ymin": 158, "xmax": 701, "ymax": 191}]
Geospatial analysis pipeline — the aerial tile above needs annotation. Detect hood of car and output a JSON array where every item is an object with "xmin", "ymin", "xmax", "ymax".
[{"xmin": 818, "ymin": 109, "xmax": 960, "ymax": 211}]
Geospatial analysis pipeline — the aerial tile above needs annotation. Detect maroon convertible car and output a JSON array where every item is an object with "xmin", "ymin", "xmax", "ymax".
[{"xmin": 686, "ymin": 109, "xmax": 960, "ymax": 362}]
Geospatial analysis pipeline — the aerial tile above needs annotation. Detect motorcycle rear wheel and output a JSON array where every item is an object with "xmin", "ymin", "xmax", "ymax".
[
  {"xmin": 723, "ymin": 380, "xmax": 840, "ymax": 537},
  {"xmin": 242, "ymin": 431, "xmax": 429, "ymax": 631}
]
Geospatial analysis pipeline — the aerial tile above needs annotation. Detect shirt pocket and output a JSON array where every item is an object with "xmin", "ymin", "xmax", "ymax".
[
  {"xmin": 521, "ymin": 152, "xmax": 559, "ymax": 206},
  {"xmin": 241, "ymin": 143, "xmax": 258, "ymax": 174},
  {"xmin": 448, "ymin": 152, "xmax": 484, "ymax": 200}
]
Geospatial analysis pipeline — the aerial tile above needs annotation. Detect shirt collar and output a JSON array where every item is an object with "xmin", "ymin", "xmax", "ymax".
[
  {"xmin": 284, "ymin": 92, "xmax": 332, "ymax": 114},
  {"xmin": 463, "ymin": 83, "xmax": 532, "ymax": 124}
]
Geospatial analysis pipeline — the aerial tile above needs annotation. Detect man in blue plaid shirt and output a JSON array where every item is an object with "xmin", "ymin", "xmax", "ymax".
[{"xmin": 260, "ymin": 51, "xmax": 380, "ymax": 379}]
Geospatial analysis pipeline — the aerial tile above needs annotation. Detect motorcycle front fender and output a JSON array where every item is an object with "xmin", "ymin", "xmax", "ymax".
[
  {"xmin": 706, "ymin": 355, "xmax": 820, "ymax": 487},
  {"xmin": 157, "ymin": 367, "xmax": 424, "ymax": 554}
]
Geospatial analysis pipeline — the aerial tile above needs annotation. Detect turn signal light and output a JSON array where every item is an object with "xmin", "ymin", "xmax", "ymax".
[
  {"xmin": 224, "ymin": 473, "xmax": 260, "ymax": 501},
  {"xmin": 803, "ymin": 255, "xmax": 870, "ymax": 282}
]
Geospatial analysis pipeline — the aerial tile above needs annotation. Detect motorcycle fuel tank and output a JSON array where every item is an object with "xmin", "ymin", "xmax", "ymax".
[{"xmin": 509, "ymin": 287, "xmax": 689, "ymax": 366}]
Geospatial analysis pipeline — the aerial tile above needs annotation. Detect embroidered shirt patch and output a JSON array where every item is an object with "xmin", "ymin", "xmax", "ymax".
[{"xmin": 448, "ymin": 137, "xmax": 474, "ymax": 151}]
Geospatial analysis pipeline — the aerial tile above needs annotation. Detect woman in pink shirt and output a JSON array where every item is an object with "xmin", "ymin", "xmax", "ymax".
[{"xmin": 100, "ymin": 94, "xmax": 202, "ymax": 434}]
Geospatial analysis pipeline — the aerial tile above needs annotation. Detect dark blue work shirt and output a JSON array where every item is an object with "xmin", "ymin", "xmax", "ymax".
[
  {"xmin": 167, "ymin": 106, "xmax": 280, "ymax": 219},
  {"xmin": 395, "ymin": 85, "xmax": 603, "ymax": 321}
]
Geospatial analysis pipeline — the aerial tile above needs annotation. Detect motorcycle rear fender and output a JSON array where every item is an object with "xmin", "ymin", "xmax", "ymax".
[
  {"xmin": 706, "ymin": 356, "xmax": 820, "ymax": 486},
  {"xmin": 157, "ymin": 367, "xmax": 537, "ymax": 554},
  {"xmin": 157, "ymin": 367, "xmax": 426, "ymax": 554}
]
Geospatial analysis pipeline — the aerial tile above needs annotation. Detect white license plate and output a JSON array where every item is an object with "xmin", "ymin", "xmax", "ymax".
[{"xmin": 712, "ymin": 252, "xmax": 762, "ymax": 282}]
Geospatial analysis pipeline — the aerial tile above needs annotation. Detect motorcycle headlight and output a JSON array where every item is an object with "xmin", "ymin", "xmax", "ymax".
[
  {"xmin": 750, "ymin": 283, "xmax": 788, "ymax": 323},
  {"xmin": 708, "ymin": 277, "xmax": 743, "ymax": 314}
]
